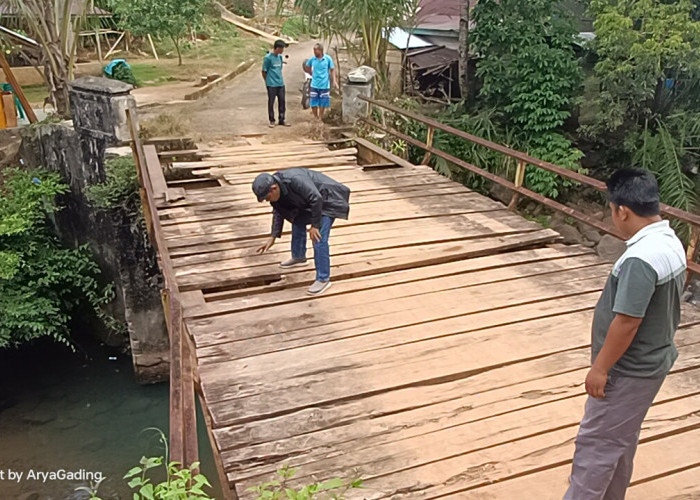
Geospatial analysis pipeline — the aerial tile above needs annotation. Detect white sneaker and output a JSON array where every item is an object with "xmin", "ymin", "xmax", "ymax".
[
  {"xmin": 280, "ymin": 258, "xmax": 310, "ymax": 269},
  {"xmin": 307, "ymin": 280, "xmax": 331, "ymax": 296}
]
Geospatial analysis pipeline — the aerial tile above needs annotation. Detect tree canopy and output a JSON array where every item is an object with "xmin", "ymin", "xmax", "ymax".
[{"xmin": 112, "ymin": 0, "xmax": 207, "ymax": 65}]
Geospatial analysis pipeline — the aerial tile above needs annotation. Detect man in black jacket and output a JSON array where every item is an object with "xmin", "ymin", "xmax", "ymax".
[{"xmin": 252, "ymin": 168, "xmax": 351, "ymax": 296}]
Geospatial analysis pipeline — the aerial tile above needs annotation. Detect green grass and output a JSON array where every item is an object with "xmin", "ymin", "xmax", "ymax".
[
  {"xmin": 21, "ymin": 84, "xmax": 49, "ymax": 105},
  {"xmin": 129, "ymin": 18, "xmax": 268, "ymax": 87},
  {"xmin": 129, "ymin": 63, "xmax": 178, "ymax": 87}
]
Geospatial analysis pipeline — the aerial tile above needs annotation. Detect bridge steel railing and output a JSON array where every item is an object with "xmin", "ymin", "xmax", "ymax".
[{"xmin": 358, "ymin": 96, "xmax": 700, "ymax": 281}]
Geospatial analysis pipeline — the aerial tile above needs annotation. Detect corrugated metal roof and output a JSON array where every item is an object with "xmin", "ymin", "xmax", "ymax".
[
  {"xmin": 387, "ymin": 28, "xmax": 432, "ymax": 50},
  {"xmin": 407, "ymin": 46, "xmax": 458, "ymax": 71},
  {"xmin": 415, "ymin": 0, "xmax": 468, "ymax": 33}
]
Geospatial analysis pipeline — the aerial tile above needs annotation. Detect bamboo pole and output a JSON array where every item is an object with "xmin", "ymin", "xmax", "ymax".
[
  {"xmin": 147, "ymin": 34, "xmax": 159, "ymax": 60},
  {"xmin": 104, "ymin": 32, "xmax": 126, "ymax": 59},
  {"xmin": 0, "ymin": 51, "xmax": 38, "ymax": 123}
]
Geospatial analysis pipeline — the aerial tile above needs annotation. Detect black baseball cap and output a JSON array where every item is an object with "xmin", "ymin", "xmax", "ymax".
[
  {"xmin": 252, "ymin": 173, "xmax": 275, "ymax": 201},
  {"xmin": 274, "ymin": 39, "xmax": 288, "ymax": 49}
]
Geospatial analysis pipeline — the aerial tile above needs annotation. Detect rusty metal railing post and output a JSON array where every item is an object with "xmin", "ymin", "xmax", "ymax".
[
  {"xmin": 508, "ymin": 160, "xmax": 527, "ymax": 211},
  {"xmin": 687, "ymin": 227, "xmax": 699, "ymax": 286},
  {"xmin": 421, "ymin": 126, "xmax": 435, "ymax": 165}
]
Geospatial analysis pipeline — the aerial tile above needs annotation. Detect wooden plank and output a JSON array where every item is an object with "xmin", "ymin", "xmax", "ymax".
[
  {"xmin": 163, "ymin": 202, "xmax": 507, "ymax": 246},
  {"xmin": 172, "ymin": 217, "xmax": 547, "ymax": 277},
  {"xmin": 354, "ymin": 137, "xmax": 418, "ymax": 169},
  {"xmin": 160, "ymin": 184, "xmax": 467, "ymax": 226},
  {"xmin": 0, "ymin": 50, "xmax": 38, "ymax": 123},
  {"xmin": 176, "ymin": 229, "xmax": 561, "ymax": 292},
  {"xmin": 160, "ymin": 175, "xmax": 456, "ymax": 210},
  {"xmin": 197, "ymin": 245, "xmax": 595, "ymax": 304},
  {"xmin": 170, "ymin": 213, "xmax": 569, "ymax": 269},
  {"xmin": 206, "ymin": 319, "xmax": 698, "ymax": 459},
  {"xmin": 228, "ymin": 338, "xmax": 700, "ymax": 492},
  {"xmin": 204, "ymin": 146, "xmax": 357, "ymax": 164},
  {"xmin": 216, "ymin": 1, "xmax": 295, "ymax": 45},
  {"xmin": 163, "ymin": 193, "xmax": 507, "ymax": 239},
  {"xmin": 194, "ymin": 288, "xmax": 602, "ymax": 366},
  {"xmin": 627, "ymin": 464, "xmax": 700, "ymax": 499},
  {"xmin": 184, "ymin": 59, "xmax": 255, "ymax": 101},
  {"xmin": 437, "ymin": 394, "xmax": 700, "ymax": 500},
  {"xmin": 144, "ymin": 144, "xmax": 168, "ymax": 200},
  {"xmin": 189, "ymin": 253, "xmax": 603, "ymax": 333},
  {"xmin": 197, "ymin": 287, "xmax": 605, "ymax": 409}
]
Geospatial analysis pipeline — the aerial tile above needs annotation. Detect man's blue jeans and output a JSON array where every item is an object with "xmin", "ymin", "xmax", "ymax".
[{"xmin": 291, "ymin": 216, "xmax": 334, "ymax": 282}]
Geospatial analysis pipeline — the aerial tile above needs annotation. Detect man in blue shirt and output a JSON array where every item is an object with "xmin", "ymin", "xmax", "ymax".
[
  {"xmin": 262, "ymin": 40, "xmax": 289, "ymax": 128},
  {"xmin": 303, "ymin": 43, "xmax": 338, "ymax": 120}
]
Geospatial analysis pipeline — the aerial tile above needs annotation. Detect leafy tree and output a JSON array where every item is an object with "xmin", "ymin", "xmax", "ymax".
[
  {"xmin": 586, "ymin": 0, "xmax": 700, "ymax": 223},
  {"xmin": 0, "ymin": 169, "xmax": 115, "ymax": 349},
  {"xmin": 588, "ymin": 0, "xmax": 700, "ymax": 136},
  {"xmin": 471, "ymin": 0, "xmax": 584, "ymax": 198},
  {"xmin": 473, "ymin": 0, "xmax": 581, "ymax": 137},
  {"xmin": 112, "ymin": 0, "xmax": 207, "ymax": 66}
]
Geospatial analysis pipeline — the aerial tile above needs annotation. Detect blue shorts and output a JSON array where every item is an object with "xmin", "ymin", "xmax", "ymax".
[{"xmin": 309, "ymin": 87, "xmax": 331, "ymax": 108}]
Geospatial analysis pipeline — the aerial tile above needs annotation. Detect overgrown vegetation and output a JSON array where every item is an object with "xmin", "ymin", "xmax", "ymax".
[
  {"xmin": 248, "ymin": 466, "xmax": 363, "ymax": 500},
  {"xmin": 281, "ymin": 15, "xmax": 315, "ymax": 39},
  {"xmin": 112, "ymin": 0, "xmax": 207, "ymax": 65},
  {"xmin": 468, "ymin": 0, "xmax": 585, "ymax": 199},
  {"xmin": 0, "ymin": 169, "xmax": 117, "ymax": 349},
  {"xmin": 383, "ymin": 0, "xmax": 698, "ymax": 221},
  {"xmin": 86, "ymin": 156, "xmax": 141, "ymax": 213},
  {"xmin": 139, "ymin": 113, "xmax": 192, "ymax": 140},
  {"xmin": 82, "ymin": 429, "xmax": 215, "ymax": 499},
  {"xmin": 585, "ymin": 0, "xmax": 700, "ymax": 237}
]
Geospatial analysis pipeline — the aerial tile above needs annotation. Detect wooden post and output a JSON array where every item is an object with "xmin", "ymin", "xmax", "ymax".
[
  {"xmin": 95, "ymin": 29, "xmax": 103, "ymax": 63},
  {"xmin": 181, "ymin": 322, "xmax": 199, "ymax": 468},
  {"xmin": 0, "ymin": 50, "xmax": 38, "ymax": 123},
  {"xmin": 421, "ymin": 125, "xmax": 435, "ymax": 165},
  {"xmin": 147, "ymin": 34, "xmax": 159, "ymax": 60},
  {"xmin": 104, "ymin": 32, "xmax": 126, "ymax": 59},
  {"xmin": 687, "ymin": 226, "xmax": 699, "ymax": 286},
  {"xmin": 508, "ymin": 159, "xmax": 526, "ymax": 211}
]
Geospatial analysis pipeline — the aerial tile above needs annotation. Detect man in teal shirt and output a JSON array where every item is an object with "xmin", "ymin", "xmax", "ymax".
[{"xmin": 262, "ymin": 40, "xmax": 289, "ymax": 127}]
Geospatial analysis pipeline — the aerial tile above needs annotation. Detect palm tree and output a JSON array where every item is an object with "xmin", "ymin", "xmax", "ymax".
[
  {"xmin": 295, "ymin": 0, "xmax": 419, "ymax": 76},
  {"xmin": 8, "ymin": 0, "xmax": 91, "ymax": 118}
]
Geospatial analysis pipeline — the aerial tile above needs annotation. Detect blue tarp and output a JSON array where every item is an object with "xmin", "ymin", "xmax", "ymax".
[{"xmin": 103, "ymin": 59, "xmax": 131, "ymax": 76}]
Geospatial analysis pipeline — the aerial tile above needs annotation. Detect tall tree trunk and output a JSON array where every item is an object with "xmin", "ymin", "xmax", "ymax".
[
  {"xmin": 172, "ymin": 35, "xmax": 183, "ymax": 66},
  {"xmin": 458, "ymin": 0, "xmax": 470, "ymax": 101}
]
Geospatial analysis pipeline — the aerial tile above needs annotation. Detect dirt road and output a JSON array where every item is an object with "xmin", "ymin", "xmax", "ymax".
[{"xmin": 141, "ymin": 40, "xmax": 325, "ymax": 142}]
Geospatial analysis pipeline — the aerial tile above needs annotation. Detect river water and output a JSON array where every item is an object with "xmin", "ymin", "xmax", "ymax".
[{"xmin": 0, "ymin": 333, "xmax": 223, "ymax": 499}]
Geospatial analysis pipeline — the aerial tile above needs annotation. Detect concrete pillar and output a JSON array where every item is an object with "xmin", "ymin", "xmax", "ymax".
[
  {"xmin": 342, "ymin": 81, "xmax": 374, "ymax": 124},
  {"xmin": 45, "ymin": 77, "xmax": 169, "ymax": 383}
]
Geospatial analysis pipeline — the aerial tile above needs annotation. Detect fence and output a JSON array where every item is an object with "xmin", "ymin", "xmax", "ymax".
[
  {"xmin": 358, "ymin": 96, "xmax": 700, "ymax": 280},
  {"xmin": 126, "ymin": 109, "xmax": 199, "ymax": 468}
]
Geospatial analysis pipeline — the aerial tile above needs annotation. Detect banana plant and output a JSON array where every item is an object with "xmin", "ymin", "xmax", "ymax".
[
  {"xmin": 8, "ymin": 0, "xmax": 92, "ymax": 118},
  {"xmin": 294, "ymin": 0, "xmax": 419, "ymax": 77}
]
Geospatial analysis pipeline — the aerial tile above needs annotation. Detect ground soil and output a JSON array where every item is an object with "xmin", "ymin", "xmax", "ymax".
[{"xmin": 136, "ymin": 40, "xmax": 336, "ymax": 144}]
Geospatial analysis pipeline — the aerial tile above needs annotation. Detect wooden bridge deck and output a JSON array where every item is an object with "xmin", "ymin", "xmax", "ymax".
[{"xmin": 153, "ymin": 140, "xmax": 700, "ymax": 499}]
